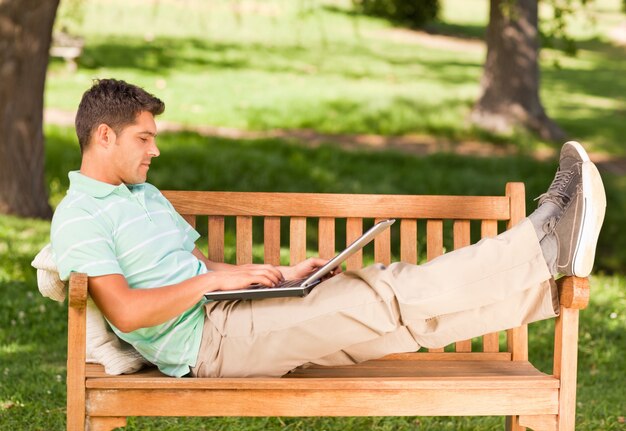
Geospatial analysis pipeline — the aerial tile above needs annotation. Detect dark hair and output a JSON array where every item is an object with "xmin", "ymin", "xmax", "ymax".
[{"xmin": 75, "ymin": 79, "xmax": 165, "ymax": 153}]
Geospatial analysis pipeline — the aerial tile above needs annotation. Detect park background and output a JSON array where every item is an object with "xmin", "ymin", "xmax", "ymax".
[{"xmin": 1, "ymin": 0, "xmax": 625, "ymax": 429}]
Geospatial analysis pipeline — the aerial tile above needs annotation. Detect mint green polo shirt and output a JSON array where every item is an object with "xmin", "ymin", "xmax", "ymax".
[{"xmin": 51, "ymin": 171, "xmax": 207, "ymax": 377}]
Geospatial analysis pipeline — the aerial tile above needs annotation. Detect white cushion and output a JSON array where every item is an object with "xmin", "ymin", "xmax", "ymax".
[
  {"xmin": 32, "ymin": 244, "xmax": 148, "ymax": 375},
  {"xmin": 85, "ymin": 298, "xmax": 147, "ymax": 374},
  {"xmin": 32, "ymin": 243, "xmax": 66, "ymax": 302}
]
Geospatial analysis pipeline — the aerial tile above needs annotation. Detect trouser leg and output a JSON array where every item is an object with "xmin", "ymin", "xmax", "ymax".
[
  {"xmin": 313, "ymin": 277, "xmax": 557, "ymax": 366},
  {"xmin": 349, "ymin": 218, "xmax": 557, "ymax": 349},
  {"xmin": 191, "ymin": 219, "xmax": 557, "ymax": 377}
]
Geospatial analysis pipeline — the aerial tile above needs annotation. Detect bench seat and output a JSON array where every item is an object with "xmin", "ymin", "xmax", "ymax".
[{"xmin": 84, "ymin": 354, "xmax": 559, "ymax": 418}]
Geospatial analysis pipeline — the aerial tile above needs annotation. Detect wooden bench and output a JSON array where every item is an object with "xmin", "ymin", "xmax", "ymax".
[
  {"xmin": 50, "ymin": 32, "xmax": 84, "ymax": 72},
  {"xmin": 66, "ymin": 183, "xmax": 589, "ymax": 431}
]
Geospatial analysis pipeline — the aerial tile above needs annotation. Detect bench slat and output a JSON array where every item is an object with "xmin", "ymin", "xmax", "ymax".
[
  {"xmin": 84, "ymin": 352, "xmax": 515, "ymax": 380},
  {"xmin": 163, "ymin": 191, "xmax": 511, "ymax": 220},
  {"xmin": 481, "ymin": 219, "xmax": 500, "ymax": 352},
  {"xmin": 375, "ymin": 352, "xmax": 511, "ymax": 361},
  {"xmin": 208, "ymin": 216, "xmax": 224, "ymax": 263},
  {"xmin": 86, "ymin": 386, "xmax": 558, "ymax": 417},
  {"xmin": 374, "ymin": 217, "xmax": 391, "ymax": 266},
  {"xmin": 289, "ymin": 362, "xmax": 554, "ymax": 379},
  {"xmin": 87, "ymin": 376, "xmax": 559, "ymax": 391},
  {"xmin": 86, "ymin": 361, "xmax": 558, "ymax": 390},
  {"xmin": 290, "ymin": 217, "xmax": 307, "ymax": 265},
  {"xmin": 426, "ymin": 220, "xmax": 444, "ymax": 353},
  {"xmin": 400, "ymin": 219, "xmax": 418, "ymax": 264},
  {"xmin": 346, "ymin": 218, "xmax": 363, "ymax": 270},
  {"xmin": 506, "ymin": 182, "xmax": 528, "ymax": 362},
  {"xmin": 453, "ymin": 220, "xmax": 472, "ymax": 353},
  {"xmin": 236, "ymin": 216, "xmax": 253, "ymax": 265},
  {"xmin": 264, "ymin": 217, "xmax": 281, "ymax": 265},
  {"xmin": 318, "ymin": 217, "xmax": 335, "ymax": 259},
  {"xmin": 426, "ymin": 220, "xmax": 443, "ymax": 262}
]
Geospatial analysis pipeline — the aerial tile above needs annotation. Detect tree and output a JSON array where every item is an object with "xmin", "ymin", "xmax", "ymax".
[
  {"xmin": 0, "ymin": 0, "xmax": 60, "ymax": 219},
  {"xmin": 471, "ymin": 0, "xmax": 567, "ymax": 142}
]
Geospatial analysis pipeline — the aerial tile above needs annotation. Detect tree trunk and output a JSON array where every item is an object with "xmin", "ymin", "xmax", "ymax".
[
  {"xmin": 0, "ymin": 0, "xmax": 59, "ymax": 219},
  {"xmin": 471, "ymin": 0, "xmax": 566, "ymax": 142}
]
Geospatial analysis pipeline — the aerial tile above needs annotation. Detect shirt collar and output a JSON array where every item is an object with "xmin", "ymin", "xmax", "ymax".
[{"xmin": 68, "ymin": 171, "xmax": 144, "ymax": 198}]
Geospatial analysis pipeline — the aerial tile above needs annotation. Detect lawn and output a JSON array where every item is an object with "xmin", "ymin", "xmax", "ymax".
[
  {"xmin": 1, "ymin": 0, "xmax": 625, "ymax": 429},
  {"xmin": 45, "ymin": 0, "xmax": 626, "ymax": 155}
]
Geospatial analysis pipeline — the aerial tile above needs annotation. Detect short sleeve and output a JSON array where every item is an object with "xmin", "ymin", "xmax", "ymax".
[{"xmin": 51, "ymin": 206, "xmax": 123, "ymax": 281}]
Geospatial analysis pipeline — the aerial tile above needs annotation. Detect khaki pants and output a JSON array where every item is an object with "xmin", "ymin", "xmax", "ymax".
[{"xmin": 191, "ymin": 219, "xmax": 558, "ymax": 377}]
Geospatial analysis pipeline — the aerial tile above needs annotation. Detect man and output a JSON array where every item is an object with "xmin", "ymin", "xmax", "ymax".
[{"xmin": 51, "ymin": 79, "xmax": 606, "ymax": 378}]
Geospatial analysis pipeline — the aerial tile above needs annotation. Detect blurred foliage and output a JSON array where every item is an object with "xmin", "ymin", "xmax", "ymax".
[
  {"xmin": 53, "ymin": 0, "xmax": 85, "ymax": 36},
  {"xmin": 539, "ymin": 0, "xmax": 597, "ymax": 56},
  {"xmin": 352, "ymin": 0, "xmax": 440, "ymax": 28}
]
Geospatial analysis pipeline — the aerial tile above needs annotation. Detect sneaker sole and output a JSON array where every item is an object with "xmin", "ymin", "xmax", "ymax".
[
  {"xmin": 571, "ymin": 161, "xmax": 606, "ymax": 277},
  {"xmin": 564, "ymin": 140, "xmax": 591, "ymax": 163}
]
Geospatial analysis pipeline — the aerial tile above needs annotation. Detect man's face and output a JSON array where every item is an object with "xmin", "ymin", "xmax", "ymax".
[{"xmin": 109, "ymin": 111, "xmax": 159, "ymax": 185}]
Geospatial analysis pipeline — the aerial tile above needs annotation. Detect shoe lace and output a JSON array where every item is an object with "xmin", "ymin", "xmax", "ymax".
[{"xmin": 534, "ymin": 169, "xmax": 575, "ymax": 209}]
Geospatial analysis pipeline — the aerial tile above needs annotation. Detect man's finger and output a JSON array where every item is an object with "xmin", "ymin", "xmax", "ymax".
[
  {"xmin": 254, "ymin": 269, "xmax": 281, "ymax": 285},
  {"xmin": 253, "ymin": 274, "xmax": 276, "ymax": 288},
  {"xmin": 259, "ymin": 264, "xmax": 284, "ymax": 280}
]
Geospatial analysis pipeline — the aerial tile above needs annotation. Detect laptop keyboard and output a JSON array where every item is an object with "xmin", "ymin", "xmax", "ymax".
[
  {"xmin": 251, "ymin": 278, "xmax": 306, "ymax": 289},
  {"xmin": 275, "ymin": 278, "xmax": 306, "ymax": 288}
]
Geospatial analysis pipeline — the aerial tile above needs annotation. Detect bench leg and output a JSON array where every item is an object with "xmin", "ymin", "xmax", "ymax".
[
  {"xmin": 519, "ymin": 414, "xmax": 558, "ymax": 431},
  {"xmin": 87, "ymin": 416, "xmax": 127, "ymax": 431},
  {"xmin": 506, "ymin": 415, "xmax": 526, "ymax": 431},
  {"xmin": 553, "ymin": 307, "xmax": 580, "ymax": 431}
]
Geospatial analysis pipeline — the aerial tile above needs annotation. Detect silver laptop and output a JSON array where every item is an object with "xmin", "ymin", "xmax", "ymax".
[{"xmin": 204, "ymin": 219, "xmax": 395, "ymax": 301}]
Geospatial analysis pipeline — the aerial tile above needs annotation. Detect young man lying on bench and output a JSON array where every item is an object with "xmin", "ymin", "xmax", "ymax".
[{"xmin": 50, "ymin": 79, "xmax": 606, "ymax": 379}]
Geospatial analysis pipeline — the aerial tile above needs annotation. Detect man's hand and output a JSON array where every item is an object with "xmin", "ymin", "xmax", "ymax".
[
  {"xmin": 279, "ymin": 257, "xmax": 341, "ymax": 281},
  {"xmin": 206, "ymin": 264, "xmax": 285, "ymax": 291}
]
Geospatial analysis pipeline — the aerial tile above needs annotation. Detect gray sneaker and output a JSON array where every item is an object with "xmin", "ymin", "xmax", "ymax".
[{"xmin": 534, "ymin": 141, "xmax": 606, "ymax": 277}]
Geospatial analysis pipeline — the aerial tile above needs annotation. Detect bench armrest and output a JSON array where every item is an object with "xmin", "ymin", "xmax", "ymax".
[
  {"xmin": 69, "ymin": 272, "xmax": 89, "ymax": 310},
  {"xmin": 67, "ymin": 272, "xmax": 88, "ymax": 430},
  {"xmin": 557, "ymin": 276, "xmax": 589, "ymax": 310}
]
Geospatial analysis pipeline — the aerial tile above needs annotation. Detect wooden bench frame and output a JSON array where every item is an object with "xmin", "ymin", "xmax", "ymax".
[{"xmin": 66, "ymin": 183, "xmax": 589, "ymax": 431}]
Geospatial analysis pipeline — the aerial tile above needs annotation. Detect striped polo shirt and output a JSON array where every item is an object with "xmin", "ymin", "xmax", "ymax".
[{"xmin": 51, "ymin": 171, "xmax": 207, "ymax": 377}]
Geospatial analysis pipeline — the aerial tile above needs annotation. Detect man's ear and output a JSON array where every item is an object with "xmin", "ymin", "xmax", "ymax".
[{"xmin": 93, "ymin": 124, "xmax": 116, "ymax": 149}]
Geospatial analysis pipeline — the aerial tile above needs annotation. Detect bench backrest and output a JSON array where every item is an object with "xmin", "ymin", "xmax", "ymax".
[{"xmin": 163, "ymin": 182, "xmax": 528, "ymax": 360}]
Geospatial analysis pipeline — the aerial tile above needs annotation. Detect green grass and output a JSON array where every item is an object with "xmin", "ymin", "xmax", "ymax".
[
  {"xmin": 45, "ymin": 0, "xmax": 626, "ymax": 156},
  {"xmin": 1, "ymin": 127, "xmax": 625, "ymax": 430}
]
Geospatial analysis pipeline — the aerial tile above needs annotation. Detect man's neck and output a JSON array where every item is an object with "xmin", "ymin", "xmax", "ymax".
[{"xmin": 80, "ymin": 155, "xmax": 122, "ymax": 186}]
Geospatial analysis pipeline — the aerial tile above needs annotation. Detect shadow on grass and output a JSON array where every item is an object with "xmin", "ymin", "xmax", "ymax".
[
  {"xmin": 78, "ymin": 35, "xmax": 482, "ymax": 82},
  {"xmin": 322, "ymin": 3, "xmax": 486, "ymax": 40},
  {"xmin": 423, "ymin": 21, "xmax": 486, "ymax": 40},
  {"xmin": 244, "ymin": 95, "xmax": 481, "ymax": 137},
  {"xmin": 542, "ymin": 44, "xmax": 626, "ymax": 154}
]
